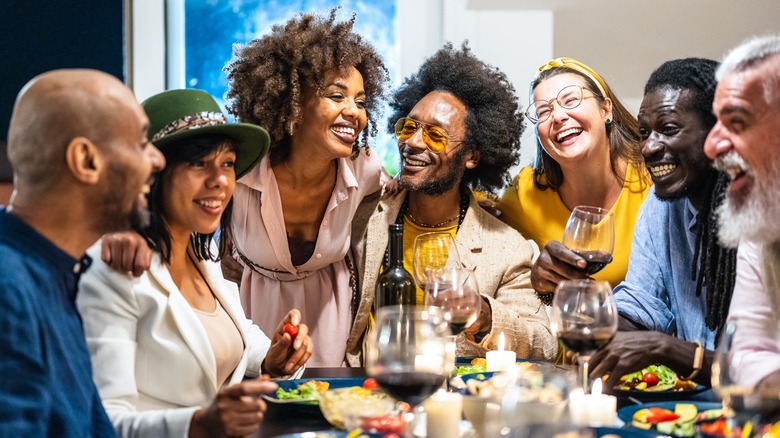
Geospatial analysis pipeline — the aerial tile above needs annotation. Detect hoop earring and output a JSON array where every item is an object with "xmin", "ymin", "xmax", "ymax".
[{"xmin": 288, "ymin": 120, "xmax": 296, "ymax": 135}]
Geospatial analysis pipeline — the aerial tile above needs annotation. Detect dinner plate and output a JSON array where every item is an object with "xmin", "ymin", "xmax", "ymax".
[
  {"xmin": 264, "ymin": 377, "xmax": 369, "ymax": 414},
  {"xmin": 593, "ymin": 426, "xmax": 669, "ymax": 437},
  {"xmin": 273, "ymin": 431, "xmax": 382, "ymax": 438},
  {"xmin": 617, "ymin": 401, "xmax": 722, "ymax": 437},
  {"xmin": 613, "ymin": 384, "xmax": 709, "ymax": 402}
]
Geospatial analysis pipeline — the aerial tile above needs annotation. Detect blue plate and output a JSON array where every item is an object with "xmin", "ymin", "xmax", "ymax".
[
  {"xmin": 614, "ymin": 385, "xmax": 710, "ymax": 402},
  {"xmin": 593, "ymin": 426, "xmax": 669, "ymax": 437},
  {"xmin": 618, "ymin": 401, "xmax": 722, "ymax": 437},
  {"xmin": 266, "ymin": 378, "xmax": 368, "ymax": 413},
  {"xmin": 274, "ymin": 432, "xmax": 382, "ymax": 438}
]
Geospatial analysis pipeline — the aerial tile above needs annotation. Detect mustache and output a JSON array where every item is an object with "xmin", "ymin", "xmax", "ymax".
[{"xmin": 713, "ymin": 151, "xmax": 750, "ymax": 179}]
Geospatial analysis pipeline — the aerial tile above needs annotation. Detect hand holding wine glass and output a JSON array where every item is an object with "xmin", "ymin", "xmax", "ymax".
[
  {"xmin": 562, "ymin": 206, "xmax": 615, "ymax": 275},
  {"xmin": 550, "ymin": 280, "xmax": 618, "ymax": 392},
  {"xmin": 424, "ymin": 267, "xmax": 482, "ymax": 336},
  {"xmin": 412, "ymin": 232, "xmax": 462, "ymax": 291}
]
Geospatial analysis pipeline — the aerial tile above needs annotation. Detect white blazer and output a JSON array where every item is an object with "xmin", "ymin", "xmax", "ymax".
[{"xmin": 77, "ymin": 242, "xmax": 271, "ymax": 438}]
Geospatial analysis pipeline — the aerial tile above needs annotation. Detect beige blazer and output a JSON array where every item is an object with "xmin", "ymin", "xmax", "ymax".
[
  {"xmin": 346, "ymin": 191, "xmax": 557, "ymax": 366},
  {"xmin": 77, "ymin": 243, "xmax": 270, "ymax": 438}
]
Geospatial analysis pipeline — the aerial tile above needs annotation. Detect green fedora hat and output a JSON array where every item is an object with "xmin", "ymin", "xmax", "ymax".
[{"xmin": 142, "ymin": 89, "xmax": 269, "ymax": 178}]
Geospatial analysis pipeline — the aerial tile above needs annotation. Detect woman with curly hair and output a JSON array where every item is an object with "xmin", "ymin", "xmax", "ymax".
[
  {"xmin": 497, "ymin": 58, "xmax": 652, "ymax": 302},
  {"xmin": 221, "ymin": 8, "xmax": 390, "ymax": 367}
]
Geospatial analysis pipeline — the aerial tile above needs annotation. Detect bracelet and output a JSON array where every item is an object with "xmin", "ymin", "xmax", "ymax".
[{"xmin": 680, "ymin": 340, "xmax": 704, "ymax": 380}]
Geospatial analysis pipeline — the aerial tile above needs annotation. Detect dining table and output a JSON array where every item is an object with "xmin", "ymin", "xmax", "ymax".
[{"xmin": 255, "ymin": 367, "xmax": 367, "ymax": 438}]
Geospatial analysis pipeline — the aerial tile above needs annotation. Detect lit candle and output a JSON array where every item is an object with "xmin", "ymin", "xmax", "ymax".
[
  {"xmin": 424, "ymin": 389, "xmax": 462, "ymax": 438},
  {"xmin": 486, "ymin": 332, "xmax": 516, "ymax": 372},
  {"xmin": 569, "ymin": 379, "xmax": 616, "ymax": 426}
]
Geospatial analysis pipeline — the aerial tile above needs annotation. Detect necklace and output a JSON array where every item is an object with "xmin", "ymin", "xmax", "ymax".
[
  {"xmin": 396, "ymin": 190, "xmax": 470, "ymax": 230},
  {"xmin": 406, "ymin": 210, "xmax": 459, "ymax": 228}
]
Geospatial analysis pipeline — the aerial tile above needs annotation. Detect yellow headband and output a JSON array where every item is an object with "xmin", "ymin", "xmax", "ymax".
[{"xmin": 535, "ymin": 57, "xmax": 608, "ymax": 98}]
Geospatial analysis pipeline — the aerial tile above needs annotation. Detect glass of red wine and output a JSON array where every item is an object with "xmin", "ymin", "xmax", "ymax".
[
  {"xmin": 549, "ymin": 280, "xmax": 618, "ymax": 392},
  {"xmin": 562, "ymin": 206, "xmax": 615, "ymax": 275},
  {"xmin": 365, "ymin": 305, "xmax": 450, "ymax": 436},
  {"xmin": 424, "ymin": 267, "xmax": 481, "ymax": 336}
]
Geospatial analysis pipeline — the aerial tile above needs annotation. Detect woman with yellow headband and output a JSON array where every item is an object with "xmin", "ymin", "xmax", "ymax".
[{"xmin": 497, "ymin": 57, "xmax": 651, "ymax": 303}]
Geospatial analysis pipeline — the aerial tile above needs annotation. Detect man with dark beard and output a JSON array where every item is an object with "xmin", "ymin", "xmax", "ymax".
[
  {"xmin": 0, "ymin": 69, "xmax": 165, "ymax": 436},
  {"xmin": 589, "ymin": 58, "xmax": 737, "ymax": 391},
  {"xmin": 345, "ymin": 44, "xmax": 556, "ymax": 364},
  {"xmin": 705, "ymin": 35, "xmax": 780, "ymax": 399}
]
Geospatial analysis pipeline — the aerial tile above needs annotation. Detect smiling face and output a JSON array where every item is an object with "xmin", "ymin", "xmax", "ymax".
[
  {"xmin": 161, "ymin": 144, "xmax": 236, "ymax": 240},
  {"xmin": 704, "ymin": 56, "xmax": 780, "ymax": 245},
  {"xmin": 398, "ymin": 90, "xmax": 472, "ymax": 196},
  {"xmin": 293, "ymin": 66, "xmax": 367, "ymax": 159},
  {"xmin": 638, "ymin": 87, "xmax": 713, "ymax": 204},
  {"xmin": 533, "ymin": 73, "xmax": 612, "ymax": 164}
]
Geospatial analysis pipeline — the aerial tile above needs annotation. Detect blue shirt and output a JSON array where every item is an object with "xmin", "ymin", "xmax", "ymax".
[
  {"xmin": 0, "ymin": 208, "xmax": 115, "ymax": 437},
  {"xmin": 613, "ymin": 187, "xmax": 717, "ymax": 350}
]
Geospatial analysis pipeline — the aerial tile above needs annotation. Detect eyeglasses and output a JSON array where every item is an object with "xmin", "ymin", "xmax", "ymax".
[
  {"xmin": 394, "ymin": 117, "xmax": 464, "ymax": 153},
  {"xmin": 525, "ymin": 85, "xmax": 598, "ymax": 124}
]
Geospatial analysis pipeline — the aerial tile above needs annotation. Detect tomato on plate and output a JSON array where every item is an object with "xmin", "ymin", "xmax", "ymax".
[
  {"xmin": 360, "ymin": 414, "xmax": 405, "ymax": 435},
  {"xmin": 362, "ymin": 378, "xmax": 379, "ymax": 389},
  {"xmin": 284, "ymin": 322, "xmax": 299, "ymax": 340},
  {"xmin": 645, "ymin": 408, "xmax": 680, "ymax": 424},
  {"xmin": 642, "ymin": 372, "xmax": 659, "ymax": 387}
]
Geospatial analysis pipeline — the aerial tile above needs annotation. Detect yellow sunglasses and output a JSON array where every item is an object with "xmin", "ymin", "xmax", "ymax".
[{"xmin": 393, "ymin": 117, "xmax": 464, "ymax": 153}]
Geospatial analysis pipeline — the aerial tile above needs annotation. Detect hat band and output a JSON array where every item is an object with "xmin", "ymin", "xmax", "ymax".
[{"xmin": 151, "ymin": 111, "xmax": 228, "ymax": 143}]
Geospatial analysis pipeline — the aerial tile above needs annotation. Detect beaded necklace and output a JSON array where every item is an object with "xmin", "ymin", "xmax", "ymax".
[{"xmin": 395, "ymin": 189, "xmax": 470, "ymax": 231}]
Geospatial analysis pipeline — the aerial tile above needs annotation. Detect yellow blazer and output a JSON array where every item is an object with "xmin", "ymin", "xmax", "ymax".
[
  {"xmin": 346, "ymin": 191, "xmax": 557, "ymax": 366},
  {"xmin": 77, "ymin": 243, "xmax": 270, "ymax": 438}
]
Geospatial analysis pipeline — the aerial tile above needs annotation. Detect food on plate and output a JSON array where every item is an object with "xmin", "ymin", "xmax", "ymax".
[
  {"xmin": 632, "ymin": 403, "xmax": 698, "ymax": 436},
  {"xmin": 275, "ymin": 380, "xmax": 330, "ymax": 401},
  {"xmin": 618, "ymin": 364, "xmax": 698, "ymax": 392},
  {"xmin": 319, "ymin": 386, "xmax": 396, "ymax": 431},
  {"xmin": 454, "ymin": 357, "xmax": 542, "ymax": 376},
  {"xmin": 362, "ymin": 377, "xmax": 379, "ymax": 390}
]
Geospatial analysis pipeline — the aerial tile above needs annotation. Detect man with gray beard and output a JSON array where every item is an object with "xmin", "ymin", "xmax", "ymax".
[{"xmin": 704, "ymin": 34, "xmax": 780, "ymax": 400}]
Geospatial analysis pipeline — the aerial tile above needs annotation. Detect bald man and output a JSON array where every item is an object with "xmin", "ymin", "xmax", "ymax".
[{"xmin": 0, "ymin": 69, "xmax": 164, "ymax": 436}]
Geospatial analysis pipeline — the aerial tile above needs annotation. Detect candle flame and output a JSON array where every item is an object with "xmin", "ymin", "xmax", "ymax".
[
  {"xmin": 497, "ymin": 332, "xmax": 506, "ymax": 351},
  {"xmin": 592, "ymin": 378, "xmax": 602, "ymax": 395}
]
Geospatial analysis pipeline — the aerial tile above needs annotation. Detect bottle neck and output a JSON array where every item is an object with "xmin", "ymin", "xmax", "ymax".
[{"xmin": 387, "ymin": 226, "xmax": 404, "ymax": 268}]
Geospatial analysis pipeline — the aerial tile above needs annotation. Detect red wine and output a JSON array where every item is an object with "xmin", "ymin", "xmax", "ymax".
[
  {"xmin": 572, "ymin": 249, "xmax": 613, "ymax": 274},
  {"xmin": 375, "ymin": 224, "xmax": 416, "ymax": 308},
  {"xmin": 558, "ymin": 328, "xmax": 614, "ymax": 356},
  {"xmin": 448, "ymin": 321, "xmax": 468, "ymax": 335},
  {"xmin": 373, "ymin": 371, "xmax": 445, "ymax": 406}
]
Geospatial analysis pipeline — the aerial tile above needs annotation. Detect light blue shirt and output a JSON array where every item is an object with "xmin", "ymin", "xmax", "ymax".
[{"xmin": 613, "ymin": 186, "xmax": 717, "ymax": 350}]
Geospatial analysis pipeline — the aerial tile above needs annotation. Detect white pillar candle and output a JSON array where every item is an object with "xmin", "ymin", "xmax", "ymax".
[
  {"xmin": 486, "ymin": 332, "xmax": 516, "ymax": 372},
  {"xmin": 424, "ymin": 389, "xmax": 462, "ymax": 438},
  {"xmin": 569, "ymin": 380, "xmax": 616, "ymax": 426}
]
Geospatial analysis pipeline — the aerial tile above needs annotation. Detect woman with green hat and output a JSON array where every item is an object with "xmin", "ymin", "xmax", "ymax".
[{"xmin": 77, "ymin": 89, "xmax": 313, "ymax": 438}]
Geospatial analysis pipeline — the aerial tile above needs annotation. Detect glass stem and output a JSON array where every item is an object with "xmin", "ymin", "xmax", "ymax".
[{"xmin": 579, "ymin": 356, "xmax": 591, "ymax": 393}]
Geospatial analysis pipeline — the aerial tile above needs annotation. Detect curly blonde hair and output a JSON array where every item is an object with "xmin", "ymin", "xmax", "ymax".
[{"xmin": 224, "ymin": 8, "xmax": 389, "ymax": 164}]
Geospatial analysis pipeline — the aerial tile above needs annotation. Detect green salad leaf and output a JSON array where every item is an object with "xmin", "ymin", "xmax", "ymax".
[{"xmin": 276, "ymin": 381, "xmax": 320, "ymax": 400}]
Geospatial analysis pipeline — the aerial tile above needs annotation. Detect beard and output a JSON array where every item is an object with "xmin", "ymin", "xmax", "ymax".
[
  {"xmin": 399, "ymin": 147, "xmax": 468, "ymax": 196},
  {"xmin": 715, "ymin": 152, "xmax": 780, "ymax": 247},
  {"xmin": 96, "ymin": 161, "xmax": 151, "ymax": 234}
]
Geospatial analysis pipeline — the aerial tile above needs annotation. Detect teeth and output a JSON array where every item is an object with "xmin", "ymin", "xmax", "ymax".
[
  {"xmin": 713, "ymin": 151, "xmax": 749, "ymax": 181},
  {"xmin": 649, "ymin": 164, "xmax": 677, "ymax": 177},
  {"xmin": 556, "ymin": 128, "xmax": 582, "ymax": 142},
  {"xmin": 196, "ymin": 200, "xmax": 221, "ymax": 208},
  {"xmin": 332, "ymin": 126, "xmax": 356, "ymax": 137},
  {"xmin": 405, "ymin": 157, "xmax": 428, "ymax": 166}
]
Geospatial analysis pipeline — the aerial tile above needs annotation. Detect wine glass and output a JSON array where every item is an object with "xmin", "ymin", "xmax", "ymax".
[
  {"xmin": 562, "ymin": 206, "xmax": 615, "ymax": 275},
  {"xmin": 424, "ymin": 267, "xmax": 482, "ymax": 336},
  {"xmin": 412, "ymin": 232, "xmax": 462, "ymax": 291},
  {"xmin": 365, "ymin": 305, "xmax": 450, "ymax": 436},
  {"xmin": 549, "ymin": 280, "xmax": 618, "ymax": 392}
]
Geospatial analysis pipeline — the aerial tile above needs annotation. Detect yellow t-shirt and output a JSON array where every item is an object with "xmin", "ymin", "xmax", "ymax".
[
  {"xmin": 402, "ymin": 217, "xmax": 458, "ymax": 305},
  {"xmin": 497, "ymin": 164, "xmax": 651, "ymax": 287}
]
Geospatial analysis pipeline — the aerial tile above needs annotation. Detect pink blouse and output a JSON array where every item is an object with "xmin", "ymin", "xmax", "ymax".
[{"xmin": 231, "ymin": 149, "xmax": 386, "ymax": 366}]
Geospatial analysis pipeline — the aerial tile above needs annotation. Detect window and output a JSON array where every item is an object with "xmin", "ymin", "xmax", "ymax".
[{"xmin": 168, "ymin": 0, "xmax": 400, "ymax": 174}]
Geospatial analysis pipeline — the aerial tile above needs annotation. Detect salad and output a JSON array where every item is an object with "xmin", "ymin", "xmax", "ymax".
[
  {"xmin": 275, "ymin": 380, "xmax": 330, "ymax": 401},
  {"xmin": 619, "ymin": 364, "xmax": 697, "ymax": 392},
  {"xmin": 632, "ymin": 403, "xmax": 698, "ymax": 436}
]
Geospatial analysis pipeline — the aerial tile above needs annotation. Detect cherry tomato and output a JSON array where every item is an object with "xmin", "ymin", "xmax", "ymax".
[
  {"xmin": 641, "ymin": 372, "xmax": 659, "ymax": 387},
  {"xmin": 362, "ymin": 377, "xmax": 380, "ymax": 389},
  {"xmin": 283, "ymin": 322, "xmax": 299, "ymax": 340}
]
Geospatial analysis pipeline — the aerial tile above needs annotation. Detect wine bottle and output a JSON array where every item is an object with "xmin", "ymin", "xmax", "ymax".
[{"xmin": 375, "ymin": 224, "xmax": 416, "ymax": 308}]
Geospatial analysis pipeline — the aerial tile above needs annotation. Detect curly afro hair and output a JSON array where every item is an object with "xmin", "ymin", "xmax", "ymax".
[
  {"xmin": 224, "ymin": 7, "xmax": 389, "ymax": 164},
  {"xmin": 387, "ymin": 42, "xmax": 525, "ymax": 194}
]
